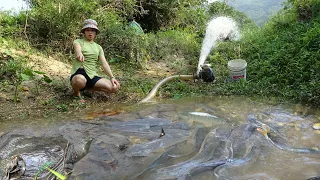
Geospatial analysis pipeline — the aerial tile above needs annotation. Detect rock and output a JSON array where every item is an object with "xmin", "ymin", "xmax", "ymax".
[
  {"xmin": 21, "ymin": 80, "xmax": 36, "ymax": 89},
  {"xmin": 3, "ymin": 85, "xmax": 15, "ymax": 93},
  {"xmin": 0, "ymin": 96, "xmax": 7, "ymax": 102},
  {"xmin": 0, "ymin": 135, "xmax": 68, "ymax": 179}
]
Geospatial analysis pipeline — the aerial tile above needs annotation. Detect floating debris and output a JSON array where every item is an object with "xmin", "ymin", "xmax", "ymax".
[{"xmin": 47, "ymin": 168, "xmax": 66, "ymax": 180}]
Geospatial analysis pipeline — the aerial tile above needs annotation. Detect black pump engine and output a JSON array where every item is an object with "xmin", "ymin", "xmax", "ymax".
[{"xmin": 199, "ymin": 64, "xmax": 215, "ymax": 82}]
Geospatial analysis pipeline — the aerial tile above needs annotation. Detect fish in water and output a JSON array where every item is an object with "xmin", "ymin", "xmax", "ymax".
[
  {"xmin": 189, "ymin": 112, "xmax": 225, "ymax": 127},
  {"xmin": 307, "ymin": 177, "xmax": 320, "ymax": 180},
  {"xmin": 189, "ymin": 112, "xmax": 218, "ymax": 118},
  {"xmin": 159, "ymin": 128, "xmax": 165, "ymax": 138}
]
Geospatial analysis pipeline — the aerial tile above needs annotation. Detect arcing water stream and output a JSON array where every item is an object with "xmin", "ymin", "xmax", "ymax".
[{"xmin": 196, "ymin": 16, "xmax": 240, "ymax": 75}]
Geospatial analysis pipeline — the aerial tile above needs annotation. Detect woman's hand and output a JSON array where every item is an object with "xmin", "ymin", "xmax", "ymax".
[
  {"xmin": 111, "ymin": 78, "xmax": 120, "ymax": 89},
  {"xmin": 76, "ymin": 52, "xmax": 84, "ymax": 62}
]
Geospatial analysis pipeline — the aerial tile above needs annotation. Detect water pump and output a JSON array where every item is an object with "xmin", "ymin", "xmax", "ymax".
[{"xmin": 198, "ymin": 64, "xmax": 215, "ymax": 82}]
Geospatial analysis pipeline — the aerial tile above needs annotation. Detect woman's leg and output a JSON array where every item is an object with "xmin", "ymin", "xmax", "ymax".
[
  {"xmin": 90, "ymin": 78, "xmax": 119, "ymax": 93},
  {"xmin": 71, "ymin": 74, "xmax": 87, "ymax": 96}
]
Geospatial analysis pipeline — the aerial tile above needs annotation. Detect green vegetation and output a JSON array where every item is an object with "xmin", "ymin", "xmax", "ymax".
[
  {"xmin": 0, "ymin": 48, "xmax": 51, "ymax": 102},
  {"xmin": 210, "ymin": 0, "xmax": 320, "ymax": 106},
  {"xmin": 0, "ymin": 0, "xmax": 319, "ymax": 114}
]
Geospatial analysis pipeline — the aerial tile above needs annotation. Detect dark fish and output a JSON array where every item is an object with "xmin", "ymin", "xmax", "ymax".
[
  {"xmin": 307, "ymin": 177, "xmax": 320, "ymax": 180},
  {"xmin": 159, "ymin": 128, "xmax": 165, "ymax": 138}
]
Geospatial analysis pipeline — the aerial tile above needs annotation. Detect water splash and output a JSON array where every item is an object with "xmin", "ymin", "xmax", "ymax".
[{"xmin": 197, "ymin": 16, "xmax": 240, "ymax": 75}]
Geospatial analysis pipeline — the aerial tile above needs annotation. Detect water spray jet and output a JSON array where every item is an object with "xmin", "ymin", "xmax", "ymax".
[{"xmin": 196, "ymin": 16, "xmax": 240, "ymax": 76}]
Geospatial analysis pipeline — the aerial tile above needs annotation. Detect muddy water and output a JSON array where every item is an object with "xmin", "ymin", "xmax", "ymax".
[{"xmin": 0, "ymin": 96, "xmax": 319, "ymax": 180}]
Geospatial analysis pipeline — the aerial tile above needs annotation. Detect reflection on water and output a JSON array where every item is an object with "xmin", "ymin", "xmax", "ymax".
[{"xmin": 0, "ymin": 96, "xmax": 320, "ymax": 179}]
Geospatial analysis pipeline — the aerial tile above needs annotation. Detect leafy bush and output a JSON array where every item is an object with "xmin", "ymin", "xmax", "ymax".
[
  {"xmin": 145, "ymin": 29, "xmax": 200, "ymax": 72},
  {"xmin": 132, "ymin": 0, "xmax": 206, "ymax": 32},
  {"xmin": 286, "ymin": 0, "xmax": 320, "ymax": 21},
  {"xmin": 165, "ymin": 4, "xmax": 207, "ymax": 33},
  {"xmin": 0, "ymin": 12, "xmax": 24, "ymax": 38},
  {"xmin": 0, "ymin": 51, "xmax": 51, "ymax": 102},
  {"xmin": 26, "ymin": 0, "xmax": 98, "ymax": 52},
  {"xmin": 211, "ymin": 0, "xmax": 320, "ymax": 106}
]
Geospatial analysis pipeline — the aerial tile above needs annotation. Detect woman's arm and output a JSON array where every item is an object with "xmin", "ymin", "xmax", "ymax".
[
  {"xmin": 99, "ymin": 52, "xmax": 120, "ymax": 88},
  {"xmin": 74, "ymin": 43, "xmax": 84, "ymax": 62},
  {"xmin": 99, "ymin": 53, "xmax": 114, "ymax": 78}
]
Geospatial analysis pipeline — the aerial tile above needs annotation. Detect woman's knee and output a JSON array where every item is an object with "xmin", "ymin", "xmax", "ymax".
[{"xmin": 72, "ymin": 75, "xmax": 86, "ymax": 87}]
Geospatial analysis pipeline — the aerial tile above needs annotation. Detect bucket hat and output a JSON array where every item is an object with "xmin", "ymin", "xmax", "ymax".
[{"xmin": 81, "ymin": 19, "xmax": 99, "ymax": 34}]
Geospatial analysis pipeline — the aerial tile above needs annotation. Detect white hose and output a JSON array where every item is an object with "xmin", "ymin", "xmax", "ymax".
[{"xmin": 139, "ymin": 75, "xmax": 195, "ymax": 103}]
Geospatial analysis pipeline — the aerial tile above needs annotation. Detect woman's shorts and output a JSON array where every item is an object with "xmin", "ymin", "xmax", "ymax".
[{"xmin": 70, "ymin": 68, "xmax": 101, "ymax": 91}]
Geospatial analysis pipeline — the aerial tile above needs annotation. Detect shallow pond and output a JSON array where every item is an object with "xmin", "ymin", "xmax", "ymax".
[{"xmin": 0, "ymin": 96, "xmax": 319, "ymax": 180}]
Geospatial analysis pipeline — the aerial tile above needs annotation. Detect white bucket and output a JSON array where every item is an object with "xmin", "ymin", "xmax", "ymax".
[{"xmin": 227, "ymin": 59, "xmax": 247, "ymax": 81}]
